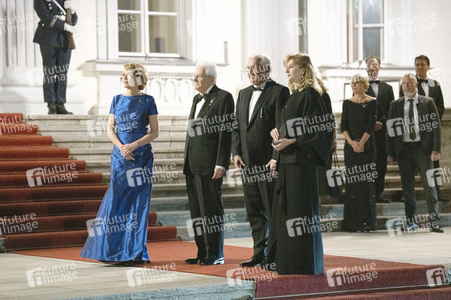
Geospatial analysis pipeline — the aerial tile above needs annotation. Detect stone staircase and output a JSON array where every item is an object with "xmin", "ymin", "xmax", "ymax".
[{"xmin": 29, "ymin": 115, "xmax": 451, "ymax": 241}]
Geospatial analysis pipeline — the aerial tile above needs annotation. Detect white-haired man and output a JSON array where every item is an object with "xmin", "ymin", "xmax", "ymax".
[
  {"xmin": 232, "ymin": 55, "xmax": 290, "ymax": 267},
  {"xmin": 184, "ymin": 62, "xmax": 235, "ymax": 265}
]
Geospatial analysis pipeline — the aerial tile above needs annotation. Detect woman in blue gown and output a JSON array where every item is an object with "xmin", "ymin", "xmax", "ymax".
[{"xmin": 81, "ymin": 63, "xmax": 159, "ymax": 264}]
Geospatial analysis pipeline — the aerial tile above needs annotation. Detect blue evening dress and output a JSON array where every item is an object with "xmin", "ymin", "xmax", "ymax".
[{"xmin": 80, "ymin": 94, "xmax": 158, "ymax": 262}]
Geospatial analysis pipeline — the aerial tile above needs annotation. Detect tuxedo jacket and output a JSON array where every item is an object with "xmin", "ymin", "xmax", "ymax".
[
  {"xmin": 33, "ymin": 0, "xmax": 78, "ymax": 49},
  {"xmin": 367, "ymin": 81, "xmax": 394, "ymax": 126},
  {"xmin": 386, "ymin": 95, "xmax": 441, "ymax": 160},
  {"xmin": 183, "ymin": 85, "xmax": 235, "ymax": 176},
  {"xmin": 232, "ymin": 80, "xmax": 290, "ymax": 166},
  {"xmin": 400, "ymin": 77, "xmax": 444, "ymax": 119},
  {"xmin": 275, "ymin": 87, "xmax": 333, "ymax": 165}
]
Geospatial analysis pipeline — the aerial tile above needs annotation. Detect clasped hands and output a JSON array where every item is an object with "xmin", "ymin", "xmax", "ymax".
[
  {"xmin": 349, "ymin": 140, "xmax": 365, "ymax": 153},
  {"xmin": 120, "ymin": 142, "xmax": 138, "ymax": 160}
]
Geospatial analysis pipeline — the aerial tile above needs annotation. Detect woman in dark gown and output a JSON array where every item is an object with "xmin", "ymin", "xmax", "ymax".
[
  {"xmin": 341, "ymin": 74, "xmax": 377, "ymax": 232},
  {"xmin": 267, "ymin": 53, "xmax": 333, "ymax": 275},
  {"xmin": 81, "ymin": 63, "xmax": 159, "ymax": 264}
]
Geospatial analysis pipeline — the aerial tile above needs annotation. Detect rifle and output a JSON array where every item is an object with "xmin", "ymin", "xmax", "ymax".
[{"xmin": 65, "ymin": 8, "xmax": 76, "ymax": 49}]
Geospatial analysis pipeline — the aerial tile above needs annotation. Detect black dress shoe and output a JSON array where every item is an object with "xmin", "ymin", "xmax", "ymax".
[
  {"xmin": 240, "ymin": 257, "xmax": 265, "ymax": 267},
  {"xmin": 438, "ymin": 195, "xmax": 449, "ymax": 202},
  {"xmin": 199, "ymin": 257, "xmax": 224, "ymax": 265},
  {"xmin": 430, "ymin": 225, "xmax": 444, "ymax": 233},
  {"xmin": 47, "ymin": 103, "xmax": 57, "ymax": 114},
  {"xmin": 56, "ymin": 103, "xmax": 73, "ymax": 114},
  {"xmin": 185, "ymin": 257, "xmax": 203, "ymax": 264}
]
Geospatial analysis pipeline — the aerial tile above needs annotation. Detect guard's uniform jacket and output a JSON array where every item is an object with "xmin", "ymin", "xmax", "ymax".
[{"xmin": 33, "ymin": 0, "xmax": 78, "ymax": 49}]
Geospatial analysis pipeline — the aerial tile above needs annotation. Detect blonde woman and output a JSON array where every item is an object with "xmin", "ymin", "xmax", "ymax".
[
  {"xmin": 81, "ymin": 63, "xmax": 159, "ymax": 264},
  {"xmin": 267, "ymin": 53, "xmax": 333, "ymax": 275},
  {"xmin": 340, "ymin": 74, "xmax": 377, "ymax": 232}
]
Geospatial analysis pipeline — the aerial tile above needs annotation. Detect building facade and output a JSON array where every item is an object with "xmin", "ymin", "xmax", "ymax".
[{"xmin": 0, "ymin": 0, "xmax": 450, "ymax": 115}]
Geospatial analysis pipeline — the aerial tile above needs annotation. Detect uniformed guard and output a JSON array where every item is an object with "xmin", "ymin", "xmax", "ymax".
[{"xmin": 33, "ymin": 0, "xmax": 77, "ymax": 114}]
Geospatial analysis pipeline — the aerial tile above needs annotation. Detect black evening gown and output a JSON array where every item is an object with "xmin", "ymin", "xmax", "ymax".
[
  {"xmin": 340, "ymin": 99, "xmax": 377, "ymax": 232},
  {"xmin": 269, "ymin": 87, "xmax": 333, "ymax": 275}
]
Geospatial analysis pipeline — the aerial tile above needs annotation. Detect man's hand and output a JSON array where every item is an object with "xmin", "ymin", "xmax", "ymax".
[
  {"xmin": 270, "ymin": 128, "xmax": 279, "ymax": 141},
  {"xmin": 387, "ymin": 156, "xmax": 395, "ymax": 165},
  {"xmin": 431, "ymin": 151, "xmax": 441, "ymax": 162},
  {"xmin": 374, "ymin": 121, "xmax": 383, "ymax": 131},
  {"xmin": 266, "ymin": 160, "xmax": 277, "ymax": 177},
  {"xmin": 272, "ymin": 138, "xmax": 295, "ymax": 151},
  {"xmin": 233, "ymin": 155, "xmax": 245, "ymax": 169},
  {"xmin": 64, "ymin": 0, "xmax": 74, "ymax": 12},
  {"xmin": 64, "ymin": 24, "xmax": 76, "ymax": 33},
  {"xmin": 212, "ymin": 167, "xmax": 225, "ymax": 179}
]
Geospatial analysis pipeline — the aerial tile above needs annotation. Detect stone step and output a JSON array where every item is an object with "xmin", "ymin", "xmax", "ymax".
[
  {"xmin": 149, "ymin": 194, "xmax": 245, "ymax": 211},
  {"xmin": 174, "ymin": 212, "xmax": 451, "ymax": 241},
  {"xmin": 28, "ymin": 115, "xmax": 189, "ymax": 127},
  {"xmin": 70, "ymin": 148, "xmax": 185, "ymax": 161},
  {"xmin": 37, "ymin": 125, "xmax": 187, "ymax": 139},
  {"xmin": 150, "ymin": 183, "xmax": 243, "ymax": 198},
  {"xmin": 51, "ymin": 136, "xmax": 186, "ymax": 149}
]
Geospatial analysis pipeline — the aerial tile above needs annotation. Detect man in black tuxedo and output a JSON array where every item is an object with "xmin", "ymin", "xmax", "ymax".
[
  {"xmin": 232, "ymin": 55, "xmax": 289, "ymax": 267},
  {"xmin": 399, "ymin": 55, "xmax": 447, "ymax": 202},
  {"xmin": 184, "ymin": 63, "xmax": 235, "ymax": 265},
  {"xmin": 387, "ymin": 74, "xmax": 443, "ymax": 233},
  {"xmin": 33, "ymin": 0, "xmax": 77, "ymax": 114},
  {"xmin": 365, "ymin": 56, "xmax": 395, "ymax": 203}
]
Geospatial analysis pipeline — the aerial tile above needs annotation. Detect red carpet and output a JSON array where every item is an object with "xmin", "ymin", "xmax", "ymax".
[
  {"xmin": 14, "ymin": 240, "xmax": 451, "ymax": 299},
  {"xmin": 0, "ymin": 113, "xmax": 177, "ymax": 250}
]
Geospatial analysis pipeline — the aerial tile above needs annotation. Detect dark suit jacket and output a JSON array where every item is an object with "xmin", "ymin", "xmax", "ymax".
[
  {"xmin": 275, "ymin": 87, "xmax": 334, "ymax": 165},
  {"xmin": 367, "ymin": 81, "xmax": 394, "ymax": 126},
  {"xmin": 386, "ymin": 95, "xmax": 441, "ymax": 160},
  {"xmin": 400, "ymin": 77, "xmax": 444, "ymax": 119},
  {"xmin": 232, "ymin": 80, "xmax": 290, "ymax": 166},
  {"xmin": 33, "ymin": 0, "xmax": 78, "ymax": 48},
  {"xmin": 183, "ymin": 85, "xmax": 235, "ymax": 176}
]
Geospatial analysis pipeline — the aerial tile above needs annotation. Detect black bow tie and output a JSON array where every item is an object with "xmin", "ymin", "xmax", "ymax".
[
  {"xmin": 369, "ymin": 80, "xmax": 379, "ymax": 84},
  {"xmin": 418, "ymin": 78, "xmax": 428, "ymax": 83},
  {"xmin": 252, "ymin": 86, "xmax": 263, "ymax": 91}
]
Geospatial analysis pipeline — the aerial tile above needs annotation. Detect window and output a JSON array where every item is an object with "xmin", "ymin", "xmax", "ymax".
[
  {"xmin": 117, "ymin": 0, "xmax": 179, "ymax": 56},
  {"xmin": 349, "ymin": 0, "xmax": 384, "ymax": 62}
]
